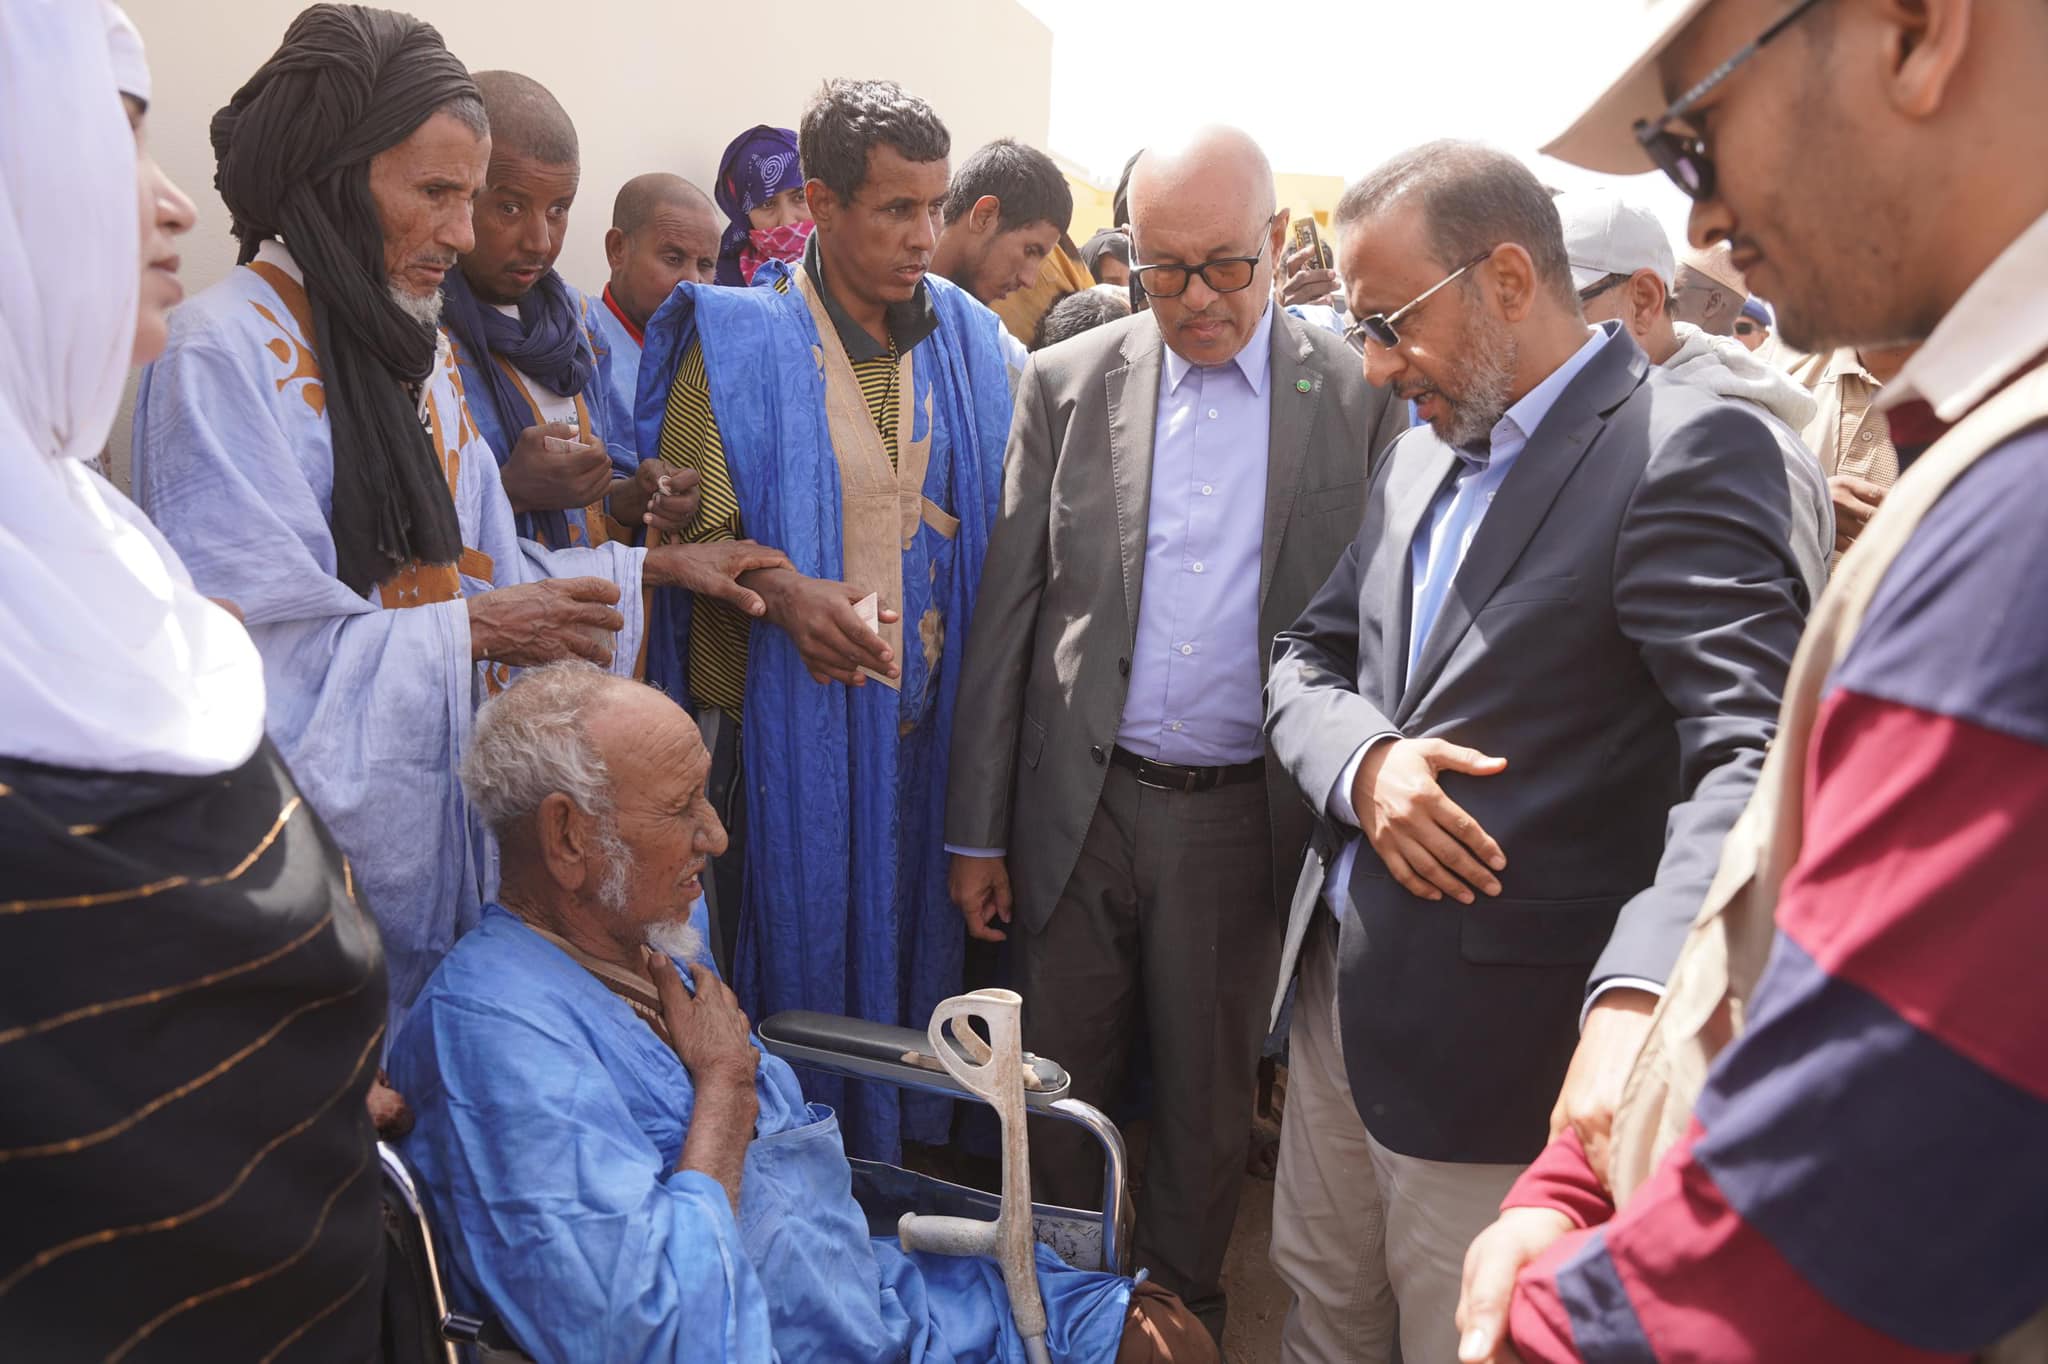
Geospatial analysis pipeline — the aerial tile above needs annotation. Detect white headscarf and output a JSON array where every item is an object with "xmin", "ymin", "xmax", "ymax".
[{"xmin": 0, "ymin": 0, "xmax": 264, "ymax": 776}]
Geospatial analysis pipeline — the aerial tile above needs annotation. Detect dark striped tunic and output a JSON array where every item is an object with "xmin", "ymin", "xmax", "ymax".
[{"xmin": 0, "ymin": 740, "xmax": 387, "ymax": 1362}]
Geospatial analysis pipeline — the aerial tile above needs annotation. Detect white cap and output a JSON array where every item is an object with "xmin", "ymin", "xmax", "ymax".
[
  {"xmin": 1555, "ymin": 189, "xmax": 1674, "ymax": 293},
  {"xmin": 1542, "ymin": 0, "xmax": 1716, "ymax": 172}
]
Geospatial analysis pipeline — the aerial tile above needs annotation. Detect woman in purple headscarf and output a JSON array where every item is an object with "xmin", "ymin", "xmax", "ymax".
[{"xmin": 713, "ymin": 123, "xmax": 814, "ymax": 287}]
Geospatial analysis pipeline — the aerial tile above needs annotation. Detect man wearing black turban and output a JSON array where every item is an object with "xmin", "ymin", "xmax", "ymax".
[{"xmin": 134, "ymin": 3, "xmax": 788, "ymax": 1031}]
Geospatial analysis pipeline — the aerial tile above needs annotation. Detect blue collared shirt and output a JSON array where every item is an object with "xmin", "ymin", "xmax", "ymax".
[
  {"xmin": 1327, "ymin": 325, "xmax": 1613, "ymax": 911},
  {"xmin": 1117, "ymin": 303, "xmax": 1276, "ymax": 766}
]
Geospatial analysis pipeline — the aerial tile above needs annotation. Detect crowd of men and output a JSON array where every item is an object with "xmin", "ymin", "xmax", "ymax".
[{"xmin": 2, "ymin": 0, "xmax": 2044, "ymax": 1360}]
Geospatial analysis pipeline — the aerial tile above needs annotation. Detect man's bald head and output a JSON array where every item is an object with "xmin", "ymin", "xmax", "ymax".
[
  {"xmin": 1124, "ymin": 126, "xmax": 1282, "ymax": 368},
  {"xmin": 1127, "ymin": 125, "xmax": 1276, "ymax": 240},
  {"xmin": 613, "ymin": 172, "xmax": 713, "ymax": 235},
  {"xmin": 473, "ymin": 69, "xmax": 578, "ymax": 167},
  {"xmin": 605, "ymin": 173, "xmax": 722, "ymax": 326}
]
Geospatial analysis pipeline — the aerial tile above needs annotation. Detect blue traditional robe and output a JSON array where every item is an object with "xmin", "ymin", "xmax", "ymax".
[
  {"xmin": 447, "ymin": 277, "xmax": 639, "ymax": 550},
  {"xmin": 389, "ymin": 907, "xmax": 1134, "ymax": 1363},
  {"xmin": 588, "ymin": 284, "xmax": 645, "ymax": 428},
  {"xmin": 132, "ymin": 241, "xmax": 647, "ymax": 1028},
  {"xmin": 635, "ymin": 262, "xmax": 1014, "ymax": 1161}
]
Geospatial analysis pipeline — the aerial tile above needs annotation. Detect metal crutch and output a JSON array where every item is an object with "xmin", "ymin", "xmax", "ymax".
[{"xmin": 895, "ymin": 988, "xmax": 1055, "ymax": 1364}]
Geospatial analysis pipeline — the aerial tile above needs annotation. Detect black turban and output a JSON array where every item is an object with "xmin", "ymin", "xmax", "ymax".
[{"xmin": 211, "ymin": 4, "xmax": 476, "ymax": 596}]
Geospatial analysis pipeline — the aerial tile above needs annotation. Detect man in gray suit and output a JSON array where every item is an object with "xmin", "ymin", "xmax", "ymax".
[
  {"xmin": 946, "ymin": 126, "xmax": 1404, "ymax": 1339},
  {"xmin": 1262, "ymin": 141, "xmax": 1808, "ymax": 1364}
]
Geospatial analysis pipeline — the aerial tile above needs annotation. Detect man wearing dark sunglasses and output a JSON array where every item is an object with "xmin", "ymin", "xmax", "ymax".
[
  {"xmin": 947, "ymin": 125, "xmax": 1406, "ymax": 1343},
  {"xmin": 1262, "ymin": 138, "xmax": 1806, "ymax": 1364},
  {"xmin": 1448, "ymin": 2, "xmax": 2048, "ymax": 1361}
]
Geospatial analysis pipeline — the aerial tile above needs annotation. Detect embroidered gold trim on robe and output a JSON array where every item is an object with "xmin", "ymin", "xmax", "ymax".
[{"xmin": 793, "ymin": 270, "xmax": 934, "ymax": 693}]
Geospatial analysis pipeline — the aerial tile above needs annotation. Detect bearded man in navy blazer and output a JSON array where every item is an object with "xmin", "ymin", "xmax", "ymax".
[{"xmin": 1260, "ymin": 140, "xmax": 1809, "ymax": 1364}]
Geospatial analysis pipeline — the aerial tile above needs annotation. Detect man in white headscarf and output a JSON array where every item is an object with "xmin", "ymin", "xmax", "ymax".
[{"xmin": 0, "ymin": 4, "xmax": 390, "ymax": 1358}]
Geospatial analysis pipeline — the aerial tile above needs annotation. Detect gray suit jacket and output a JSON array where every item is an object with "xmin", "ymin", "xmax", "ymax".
[
  {"xmin": 948, "ymin": 308, "xmax": 1406, "ymax": 931},
  {"xmin": 1265, "ymin": 326, "xmax": 1808, "ymax": 1164}
]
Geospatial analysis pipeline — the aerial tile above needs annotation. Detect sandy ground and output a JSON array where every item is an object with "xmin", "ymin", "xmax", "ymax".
[{"xmin": 1219, "ymin": 1170, "xmax": 1287, "ymax": 1364}]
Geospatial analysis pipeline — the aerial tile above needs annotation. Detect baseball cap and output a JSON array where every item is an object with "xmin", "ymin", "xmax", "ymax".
[
  {"xmin": 1556, "ymin": 189, "xmax": 1675, "ymax": 293},
  {"xmin": 1542, "ymin": 0, "xmax": 1718, "ymax": 172}
]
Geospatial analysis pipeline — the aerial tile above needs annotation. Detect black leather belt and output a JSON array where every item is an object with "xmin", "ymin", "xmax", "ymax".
[{"xmin": 1111, "ymin": 745, "xmax": 1264, "ymax": 794}]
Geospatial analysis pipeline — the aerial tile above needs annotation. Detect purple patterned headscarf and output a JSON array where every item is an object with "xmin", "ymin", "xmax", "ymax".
[{"xmin": 714, "ymin": 124, "xmax": 804, "ymax": 286}]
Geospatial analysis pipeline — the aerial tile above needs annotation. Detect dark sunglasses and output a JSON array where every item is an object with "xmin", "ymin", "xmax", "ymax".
[
  {"xmin": 1633, "ymin": 0, "xmax": 1825, "ymax": 201},
  {"xmin": 1132, "ymin": 215, "xmax": 1281, "ymax": 299},
  {"xmin": 1576, "ymin": 273, "xmax": 1630, "ymax": 304},
  {"xmin": 1345, "ymin": 247, "xmax": 1496, "ymax": 350},
  {"xmin": 1734, "ymin": 319, "xmax": 1763, "ymax": 335}
]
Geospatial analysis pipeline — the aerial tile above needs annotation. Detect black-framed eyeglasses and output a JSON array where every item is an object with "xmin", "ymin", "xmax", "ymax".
[
  {"xmin": 1346, "ymin": 247, "xmax": 1496, "ymax": 350},
  {"xmin": 1132, "ymin": 214, "xmax": 1280, "ymax": 299},
  {"xmin": 1576, "ymin": 272, "xmax": 1630, "ymax": 304},
  {"xmin": 1633, "ymin": 0, "xmax": 1825, "ymax": 202}
]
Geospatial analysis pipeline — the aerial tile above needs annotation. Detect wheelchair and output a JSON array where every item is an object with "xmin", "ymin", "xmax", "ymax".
[{"xmin": 380, "ymin": 1006, "xmax": 1134, "ymax": 1363}]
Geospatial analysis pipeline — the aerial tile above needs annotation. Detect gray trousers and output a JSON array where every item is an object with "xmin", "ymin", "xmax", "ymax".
[
  {"xmin": 1018, "ymin": 762, "xmax": 1279, "ymax": 1337},
  {"xmin": 1272, "ymin": 914, "xmax": 1526, "ymax": 1364}
]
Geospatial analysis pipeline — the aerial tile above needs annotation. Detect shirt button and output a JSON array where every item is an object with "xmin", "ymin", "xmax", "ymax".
[
  {"xmin": 1207, "ymin": 408, "xmax": 1219, "ymax": 420},
  {"xmin": 1192, "ymin": 561, "xmax": 1205, "ymax": 574},
  {"xmin": 1171, "ymin": 721, "xmax": 1184, "ymax": 732},
  {"xmin": 1201, "ymin": 484, "xmax": 1214, "ymax": 496},
  {"xmin": 1179, "ymin": 643, "xmax": 1194, "ymax": 656}
]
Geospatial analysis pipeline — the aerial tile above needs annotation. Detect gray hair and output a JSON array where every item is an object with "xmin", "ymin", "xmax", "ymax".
[
  {"xmin": 1334, "ymin": 140, "xmax": 1577, "ymax": 309},
  {"xmin": 460, "ymin": 661, "xmax": 619, "ymax": 838}
]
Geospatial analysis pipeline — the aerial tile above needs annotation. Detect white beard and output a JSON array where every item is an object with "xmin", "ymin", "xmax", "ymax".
[
  {"xmin": 644, "ymin": 916, "xmax": 705, "ymax": 965},
  {"xmin": 388, "ymin": 284, "xmax": 444, "ymax": 327}
]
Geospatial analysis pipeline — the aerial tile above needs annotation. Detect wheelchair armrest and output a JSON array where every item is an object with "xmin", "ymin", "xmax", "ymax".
[{"xmin": 757, "ymin": 1011, "xmax": 1072, "ymax": 1107}]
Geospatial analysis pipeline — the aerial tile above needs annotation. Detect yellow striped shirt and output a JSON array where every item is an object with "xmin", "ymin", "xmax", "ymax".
[{"xmin": 656, "ymin": 275, "xmax": 903, "ymax": 717}]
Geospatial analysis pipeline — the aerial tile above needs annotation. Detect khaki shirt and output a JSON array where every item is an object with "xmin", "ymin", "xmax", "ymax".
[{"xmin": 1786, "ymin": 347, "xmax": 1898, "ymax": 488}]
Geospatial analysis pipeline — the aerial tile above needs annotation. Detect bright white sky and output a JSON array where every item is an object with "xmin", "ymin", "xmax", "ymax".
[{"xmin": 1018, "ymin": 0, "xmax": 1698, "ymax": 243}]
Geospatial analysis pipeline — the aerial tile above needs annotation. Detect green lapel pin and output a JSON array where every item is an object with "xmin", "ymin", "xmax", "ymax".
[{"xmin": 1296, "ymin": 378, "xmax": 1313, "ymax": 393}]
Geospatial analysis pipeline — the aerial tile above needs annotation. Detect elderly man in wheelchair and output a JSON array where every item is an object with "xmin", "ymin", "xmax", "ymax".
[{"xmin": 385, "ymin": 663, "xmax": 1215, "ymax": 1363}]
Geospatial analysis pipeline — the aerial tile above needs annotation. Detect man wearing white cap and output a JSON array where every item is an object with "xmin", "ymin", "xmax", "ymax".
[
  {"xmin": 1452, "ymin": 0, "xmax": 2048, "ymax": 1360},
  {"xmin": 1558, "ymin": 188, "xmax": 1832, "ymax": 601}
]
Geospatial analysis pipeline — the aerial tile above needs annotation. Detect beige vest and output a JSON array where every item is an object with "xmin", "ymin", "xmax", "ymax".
[{"xmin": 1607, "ymin": 360, "xmax": 2048, "ymax": 1360}]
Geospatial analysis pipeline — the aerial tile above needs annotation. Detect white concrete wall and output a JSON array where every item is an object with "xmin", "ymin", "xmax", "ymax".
[{"xmin": 112, "ymin": 0, "xmax": 1053, "ymax": 481}]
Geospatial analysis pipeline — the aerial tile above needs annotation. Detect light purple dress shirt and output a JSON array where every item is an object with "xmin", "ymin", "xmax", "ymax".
[
  {"xmin": 1116, "ymin": 303, "xmax": 1275, "ymax": 766},
  {"xmin": 945, "ymin": 305, "xmax": 1277, "ymax": 861}
]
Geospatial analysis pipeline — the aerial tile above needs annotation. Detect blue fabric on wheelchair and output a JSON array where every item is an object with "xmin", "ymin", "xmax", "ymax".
[{"xmin": 390, "ymin": 906, "xmax": 1133, "ymax": 1362}]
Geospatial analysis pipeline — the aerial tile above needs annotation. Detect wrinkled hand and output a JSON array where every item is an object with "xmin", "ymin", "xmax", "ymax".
[
  {"xmin": 1353, "ymin": 738, "xmax": 1508, "ymax": 903},
  {"xmin": 1456, "ymin": 1207, "xmax": 1572, "ymax": 1364},
  {"xmin": 1279, "ymin": 243, "xmax": 1340, "ymax": 310},
  {"xmin": 1829, "ymin": 473, "xmax": 1887, "ymax": 553},
  {"xmin": 367, "ymin": 1070, "xmax": 413, "ymax": 1139},
  {"xmin": 752, "ymin": 569, "xmax": 900, "ymax": 686},
  {"xmin": 1547, "ymin": 987, "xmax": 1658, "ymax": 1189},
  {"xmin": 467, "ymin": 576, "xmax": 624, "ymax": 667},
  {"xmin": 498, "ymin": 421, "xmax": 614, "ymax": 516},
  {"xmin": 648, "ymin": 951, "xmax": 761, "ymax": 1091},
  {"xmin": 611, "ymin": 460, "xmax": 703, "ymax": 536},
  {"xmin": 643, "ymin": 539, "xmax": 792, "ymax": 618},
  {"xmin": 950, "ymin": 854, "xmax": 1014, "ymax": 942}
]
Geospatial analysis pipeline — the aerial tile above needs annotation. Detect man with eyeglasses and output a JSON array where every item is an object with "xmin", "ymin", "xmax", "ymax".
[
  {"xmin": 946, "ymin": 125, "xmax": 1405, "ymax": 1342},
  {"xmin": 1262, "ymin": 138, "xmax": 1807, "ymax": 1364},
  {"xmin": 1449, "ymin": 0, "xmax": 2048, "ymax": 1360}
]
